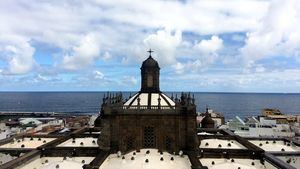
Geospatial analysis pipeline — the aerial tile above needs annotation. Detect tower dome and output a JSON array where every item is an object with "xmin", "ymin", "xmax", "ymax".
[
  {"xmin": 141, "ymin": 55, "xmax": 159, "ymax": 68},
  {"xmin": 201, "ymin": 108, "xmax": 215, "ymax": 128},
  {"xmin": 201, "ymin": 115, "xmax": 215, "ymax": 128}
]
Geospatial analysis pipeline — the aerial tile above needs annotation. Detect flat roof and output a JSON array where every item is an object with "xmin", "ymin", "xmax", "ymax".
[
  {"xmin": 16, "ymin": 157, "xmax": 94, "ymax": 169},
  {"xmin": 200, "ymin": 158, "xmax": 268, "ymax": 169},
  {"xmin": 0, "ymin": 137, "xmax": 55, "ymax": 149},
  {"xmin": 277, "ymin": 155, "xmax": 300, "ymax": 168},
  {"xmin": 56, "ymin": 137, "xmax": 98, "ymax": 147},
  {"xmin": 100, "ymin": 149, "xmax": 191, "ymax": 169},
  {"xmin": 200, "ymin": 139, "xmax": 246, "ymax": 149},
  {"xmin": 250, "ymin": 140, "xmax": 300, "ymax": 152}
]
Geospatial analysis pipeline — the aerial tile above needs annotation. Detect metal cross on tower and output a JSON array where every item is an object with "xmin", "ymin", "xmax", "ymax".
[{"xmin": 147, "ymin": 49, "xmax": 154, "ymax": 56}]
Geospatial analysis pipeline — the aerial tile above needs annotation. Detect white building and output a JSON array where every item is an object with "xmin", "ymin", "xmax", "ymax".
[
  {"xmin": 0, "ymin": 122, "xmax": 11, "ymax": 140},
  {"xmin": 19, "ymin": 118, "xmax": 42, "ymax": 126},
  {"xmin": 228, "ymin": 116, "xmax": 295, "ymax": 138}
]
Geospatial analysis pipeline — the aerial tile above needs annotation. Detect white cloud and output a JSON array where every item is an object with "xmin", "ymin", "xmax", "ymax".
[
  {"xmin": 243, "ymin": 60, "xmax": 263, "ymax": 74},
  {"xmin": 194, "ymin": 35, "xmax": 223, "ymax": 54},
  {"xmin": 255, "ymin": 65, "xmax": 266, "ymax": 73},
  {"xmin": 165, "ymin": 68, "xmax": 300, "ymax": 92},
  {"xmin": 231, "ymin": 34, "xmax": 245, "ymax": 42},
  {"xmin": 174, "ymin": 62, "xmax": 185, "ymax": 74},
  {"xmin": 36, "ymin": 74, "xmax": 48, "ymax": 81},
  {"xmin": 93, "ymin": 70, "xmax": 104, "ymax": 79},
  {"xmin": 174, "ymin": 57, "xmax": 216, "ymax": 75},
  {"xmin": 72, "ymin": 70, "xmax": 111, "ymax": 88},
  {"xmin": 173, "ymin": 35, "xmax": 223, "ymax": 74},
  {"xmin": 121, "ymin": 76, "xmax": 138, "ymax": 86},
  {"xmin": 241, "ymin": 0, "xmax": 300, "ymax": 61},
  {"xmin": 32, "ymin": 74, "xmax": 57, "ymax": 83},
  {"xmin": 1, "ymin": 0, "xmax": 300, "ymax": 92},
  {"xmin": 0, "ymin": 35, "xmax": 36, "ymax": 74},
  {"xmin": 8, "ymin": 44, "xmax": 35, "ymax": 74},
  {"xmin": 0, "ymin": 0, "xmax": 270, "ymax": 73},
  {"xmin": 143, "ymin": 29, "xmax": 182, "ymax": 66},
  {"xmin": 102, "ymin": 51, "xmax": 112, "ymax": 61},
  {"xmin": 95, "ymin": 0, "xmax": 268, "ymax": 34},
  {"xmin": 62, "ymin": 33, "xmax": 101, "ymax": 70}
]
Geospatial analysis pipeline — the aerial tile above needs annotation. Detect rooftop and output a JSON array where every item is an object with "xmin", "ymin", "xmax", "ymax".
[
  {"xmin": 249, "ymin": 140, "xmax": 300, "ymax": 152},
  {"xmin": 200, "ymin": 139, "xmax": 246, "ymax": 149},
  {"xmin": 100, "ymin": 149, "xmax": 191, "ymax": 169},
  {"xmin": 0, "ymin": 128, "xmax": 297, "ymax": 169},
  {"xmin": 0, "ymin": 137, "xmax": 55, "ymax": 149},
  {"xmin": 200, "ymin": 158, "xmax": 267, "ymax": 169},
  {"xmin": 16, "ymin": 157, "xmax": 94, "ymax": 169},
  {"xmin": 57, "ymin": 137, "xmax": 98, "ymax": 147}
]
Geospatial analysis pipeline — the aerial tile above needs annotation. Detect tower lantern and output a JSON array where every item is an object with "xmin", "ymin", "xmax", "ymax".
[{"xmin": 141, "ymin": 49, "xmax": 160, "ymax": 93}]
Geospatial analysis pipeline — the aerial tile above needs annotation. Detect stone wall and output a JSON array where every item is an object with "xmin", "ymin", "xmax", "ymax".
[{"xmin": 98, "ymin": 113, "xmax": 197, "ymax": 153}]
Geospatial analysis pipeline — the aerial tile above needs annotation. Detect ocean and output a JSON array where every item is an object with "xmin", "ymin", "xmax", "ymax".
[{"xmin": 0, "ymin": 92, "xmax": 299, "ymax": 120}]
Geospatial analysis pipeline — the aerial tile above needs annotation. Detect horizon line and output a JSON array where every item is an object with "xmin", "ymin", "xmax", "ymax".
[{"xmin": 0, "ymin": 90, "xmax": 299, "ymax": 94}]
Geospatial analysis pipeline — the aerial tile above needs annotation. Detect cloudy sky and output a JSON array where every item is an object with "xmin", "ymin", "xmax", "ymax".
[{"xmin": 0, "ymin": 0, "xmax": 300, "ymax": 92}]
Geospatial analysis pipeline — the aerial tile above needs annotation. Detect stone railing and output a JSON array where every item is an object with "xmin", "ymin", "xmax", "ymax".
[
  {"xmin": 121, "ymin": 105, "xmax": 175, "ymax": 110},
  {"xmin": 103, "ymin": 105, "xmax": 178, "ymax": 115}
]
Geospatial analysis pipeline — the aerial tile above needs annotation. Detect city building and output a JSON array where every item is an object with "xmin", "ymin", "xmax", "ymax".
[
  {"xmin": 262, "ymin": 108, "xmax": 297, "ymax": 124},
  {"xmin": 197, "ymin": 108, "xmax": 225, "ymax": 128},
  {"xmin": 228, "ymin": 116, "xmax": 295, "ymax": 138}
]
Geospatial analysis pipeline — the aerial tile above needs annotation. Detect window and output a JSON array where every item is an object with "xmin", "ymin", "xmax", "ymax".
[
  {"xmin": 126, "ymin": 136, "xmax": 134, "ymax": 151},
  {"xmin": 165, "ymin": 136, "xmax": 173, "ymax": 151},
  {"xmin": 144, "ymin": 126, "xmax": 156, "ymax": 147},
  {"xmin": 147, "ymin": 75, "xmax": 153, "ymax": 87}
]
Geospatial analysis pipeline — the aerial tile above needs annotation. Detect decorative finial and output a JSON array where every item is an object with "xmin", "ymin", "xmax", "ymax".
[
  {"xmin": 158, "ymin": 95, "xmax": 161, "ymax": 109},
  {"xmin": 147, "ymin": 49, "xmax": 154, "ymax": 57},
  {"xmin": 137, "ymin": 97, "xmax": 141, "ymax": 105}
]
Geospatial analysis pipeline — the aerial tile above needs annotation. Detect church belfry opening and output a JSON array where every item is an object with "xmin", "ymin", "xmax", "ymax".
[{"xmin": 141, "ymin": 49, "xmax": 160, "ymax": 93}]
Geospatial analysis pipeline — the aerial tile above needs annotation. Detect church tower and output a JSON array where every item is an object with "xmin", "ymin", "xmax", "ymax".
[
  {"xmin": 95, "ymin": 50, "xmax": 198, "ymax": 153},
  {"xmin": 141, "ymin": 49, "xmax": 160, "ymax": 93}
]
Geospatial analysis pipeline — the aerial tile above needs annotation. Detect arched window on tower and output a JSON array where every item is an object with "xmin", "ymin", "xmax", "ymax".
[{"xmin": 147, "ymin": 74, "xmax": 153, "ymax": 87}]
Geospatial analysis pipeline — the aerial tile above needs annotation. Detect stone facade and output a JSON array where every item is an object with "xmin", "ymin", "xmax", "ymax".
[{"xmin": 96, "ymin": 106, "xmax": 198, "ymax": 153}]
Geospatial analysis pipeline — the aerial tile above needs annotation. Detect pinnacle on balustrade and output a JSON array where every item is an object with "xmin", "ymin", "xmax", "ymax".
[
  {"xmin": 175, "ymin": 94, "xmax": 178, "ymax": 102},
  {"xmin": 158, "ymin": 95, "xmax": 161, "ymax": 109},
  {"xmin": 137, "ymin": 97, "xmax": 141, "ymax": 107}
]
